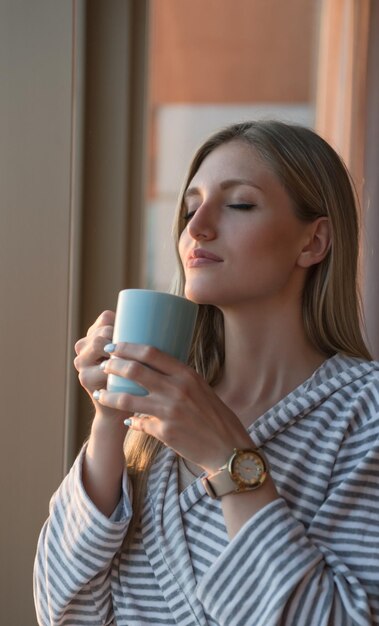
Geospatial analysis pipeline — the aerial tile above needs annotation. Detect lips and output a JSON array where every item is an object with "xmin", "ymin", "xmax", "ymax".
[{"xmin": 187, "ymin": 248, "xmax": 223, "ymax": 267}]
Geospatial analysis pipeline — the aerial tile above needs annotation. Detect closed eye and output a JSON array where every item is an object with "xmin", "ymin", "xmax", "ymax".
[
  {"xmin": 226, "ymin": 203, "xmax": 256, "ymax": 210},
  {"xmin": 183, "ymin": 210, "xmax": 196, "ymax": 222},
  {"xmin": 183, "ymin": 203, "xmax": 256, "ymax": 222}
]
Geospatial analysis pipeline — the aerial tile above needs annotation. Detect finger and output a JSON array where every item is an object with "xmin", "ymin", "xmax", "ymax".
[
  {"xmin": 123, "ymin": 414, "xmax": 153, "ymax": 431},
  {"xmin": 96, "ymin": 324, "xmax": 114, "ymax": 343},
  {"xmin": 102, "ymin": 357, "xmax": 169, "ymax": 394},
  {"xmin": 74, "ymin": 328, "xmax": 115, "ymax": 367},
  {"xmin": 92, "ymin": 388, "xmax": 161, "ymax": 418},
  {"xmin": 77, "ymin": 364, "xmax": 108, "ymax": 392},
  {"xmin": 108, "ymin": 342, "xmax": 188, "ymax": 377},
  {"xmin": 74, "ymin": 340, "xmax": 109, "ymax": 369},
  {"xmin": 75, "ymin": 324, "xmax": 114, "ymax": 357},
  {"xmin": 92, "ymin": 388, "xmax": 141, "ymax": 415},
  {"xmin": 123, "ymin": 413, "xmax": 177, "ymax": 451},
  {"xmin": 86, "ymin": 310, "xmax": 115, "ymax": 337}
]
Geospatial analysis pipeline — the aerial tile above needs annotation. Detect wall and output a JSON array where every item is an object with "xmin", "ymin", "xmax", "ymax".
[
  {"xmin": 0, "ymin": 1, "xmax": 83, "ymax": 623},
  {"xmin": 0, "ymin": 2, "xmax": 148, "ymax": 620},
  {"xmin": 149, "ymin": 0, "xmax": 316, "ymax": 104}
]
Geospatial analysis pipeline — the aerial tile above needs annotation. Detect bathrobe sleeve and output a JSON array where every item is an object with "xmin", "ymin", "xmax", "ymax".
[{"xmin": 33, "ymin": 446, "xmax": 132, "ymax": 626}]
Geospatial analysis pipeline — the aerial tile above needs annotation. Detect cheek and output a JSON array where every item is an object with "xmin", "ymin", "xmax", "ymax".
[
  {"xmin": 178, "ymin": 231, "xmax": 189, "ymax": 265},
  {"xmin": 241, "ymin": 223, "xmax": 300, "ymax": 260},
  {"xmin": 231, "ymin": 229, "xmax": 299, "ymax": 286}
]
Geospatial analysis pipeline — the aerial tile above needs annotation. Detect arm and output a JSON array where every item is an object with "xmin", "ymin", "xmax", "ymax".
[
  {"xmin": 197, "ymin": 422, "xmax": 379, "ymax": 626},
  {"xmin": 95, "ymin": 342, "xmax": 282, "ymax": 532},
  {"xmin": 219, "ymin": 473, "xmax": 279, "ymax": 539},
  {"xmin": 83, "ymin": 411, "xmax": 128, "ymax": 516},
  {"xmin": 34, "ymin": 311, "xmax": 133, "ymax": 625},
  {"xmin": 33, "ymin": 446, "xmax": 132, "ymax": 626},
  {"xmin": 74, "ymin": 310, "xmax": 133, "ymax": 516}
]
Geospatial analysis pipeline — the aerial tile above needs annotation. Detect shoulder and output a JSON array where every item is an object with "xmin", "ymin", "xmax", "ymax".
[
  {"xmin": 343, "ymin": 357, "xmax": 379, "ymax": 412},
  {"xmin": 337, "ymin": 356, "xmax": 379, "ymax": 435},
  {"xmin": 310, "ymin": 354, "xmax": 379, "ymax": 431},
  {"xmin": 313, "ymin": 353, "xmax": 379, "ymax": 399}
]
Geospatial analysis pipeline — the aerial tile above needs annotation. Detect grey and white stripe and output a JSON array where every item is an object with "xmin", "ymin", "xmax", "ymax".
[{"xmin": 34, "ymin": 354, "xmax": 379, "ymax": 625}]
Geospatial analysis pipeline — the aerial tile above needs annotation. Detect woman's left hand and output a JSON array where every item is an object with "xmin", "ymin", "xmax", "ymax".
[{"xmin": 94, "ymin": 342, "xmax": 253, "ymax": 474}]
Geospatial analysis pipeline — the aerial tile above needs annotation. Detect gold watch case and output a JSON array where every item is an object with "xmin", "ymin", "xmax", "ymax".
[
  {"xmin": 201, "ymin": 447, "xmax": 268, "ymax": 498},
  {"xmin": 228, "ymin": 448, "xmax": 267, "ymax": 490}
]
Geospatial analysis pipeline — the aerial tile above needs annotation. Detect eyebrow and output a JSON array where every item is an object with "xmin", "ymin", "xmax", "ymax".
[{"xmin": 184, "ymin": 178, "xmax": 263, "ymax": 198}]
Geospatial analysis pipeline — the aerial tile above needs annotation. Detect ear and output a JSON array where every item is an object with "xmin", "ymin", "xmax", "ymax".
[{"xmin": 297, "ymin": 217, "xmax": 331, "ymax": 269}]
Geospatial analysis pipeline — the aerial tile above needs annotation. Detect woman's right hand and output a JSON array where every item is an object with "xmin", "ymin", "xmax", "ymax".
[
  {"xmin": 74, "ymin": 310, "xmax": 132, "ymax": 425},
  {"xmin": 74, "ymin": 310, "xmax": 130, "ymax": 515},
  {"xmin": 73, "ymin": 310, "xmax": 116, "ymax": 417}
]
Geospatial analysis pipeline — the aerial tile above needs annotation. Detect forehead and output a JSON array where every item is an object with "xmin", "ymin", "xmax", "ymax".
[{"xmin": 188, "ymin": 140, "xmax": 274, "ymax": 189}]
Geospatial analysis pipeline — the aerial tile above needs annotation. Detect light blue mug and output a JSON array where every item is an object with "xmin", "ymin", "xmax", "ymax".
[{"xmin": 107, "ymin": 289, "xmax": 199, "ymax": 396}]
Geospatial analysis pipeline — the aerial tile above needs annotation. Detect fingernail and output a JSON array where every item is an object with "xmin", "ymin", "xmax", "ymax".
[
  {"xmin": 93, "ymin": 390, "xmax": 101, "ymax": 400},
  {"xmin": 99, "ymin": 361, "xmax": 107, "ymax": 371},
  {"xmin": 124, "ymin": 418, "xmax": 133, "ymax": 427},
  {"xmin": 104, "ymin": 343, "xmax": 116, "ymax": 353}
]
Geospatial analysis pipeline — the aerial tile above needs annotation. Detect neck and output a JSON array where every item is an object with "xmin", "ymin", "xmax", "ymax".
[{"xmin": 214, "ymin": 297, "xmax": 327, "ymax": 425}]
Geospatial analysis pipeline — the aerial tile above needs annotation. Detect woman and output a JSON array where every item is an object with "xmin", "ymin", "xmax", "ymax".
[{"xmin": 34, "ymin": 121, "xmax": 379, "ymax": 625}]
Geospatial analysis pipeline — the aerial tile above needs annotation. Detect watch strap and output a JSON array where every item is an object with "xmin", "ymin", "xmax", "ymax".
[{"xmin": 202, "ymin": 464, "xmax": 239, "ymax": 499}]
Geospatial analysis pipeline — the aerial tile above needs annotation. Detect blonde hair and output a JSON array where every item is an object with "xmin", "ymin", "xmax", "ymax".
[{"xmin": 123, "ymin": 120, "xmax": 371, "ymax": 543}]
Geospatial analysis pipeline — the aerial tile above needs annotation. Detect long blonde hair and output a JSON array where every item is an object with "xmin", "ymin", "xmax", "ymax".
[{"xmin": 124, "ymin": 120, "xmax": 371, "ymax": 542}]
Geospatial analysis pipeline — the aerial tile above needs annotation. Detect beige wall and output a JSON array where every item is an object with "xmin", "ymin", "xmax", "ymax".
[
  {"xmin": 0, "ymin": 1, "xmax": 83, "ymax": 623},
  {"xmin": 0, "ymin": 1, "xmax": 149, "ymax": 623}
]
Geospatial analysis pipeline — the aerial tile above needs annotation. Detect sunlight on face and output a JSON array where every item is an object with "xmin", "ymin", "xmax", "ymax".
[{"xmin": 178, "ymin": 140, "xmax": 313, "ymax": 310}]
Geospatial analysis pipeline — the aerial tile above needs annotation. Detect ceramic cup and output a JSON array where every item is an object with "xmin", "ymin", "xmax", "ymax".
[{"xmin": 106, "ymin": 289, "xmax": 199, "ymax": 396}]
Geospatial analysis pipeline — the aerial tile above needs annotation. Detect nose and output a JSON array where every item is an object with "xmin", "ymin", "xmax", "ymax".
[{"xmin": 186, "ymin": 203, "xmax": 217, "ymax": 241}]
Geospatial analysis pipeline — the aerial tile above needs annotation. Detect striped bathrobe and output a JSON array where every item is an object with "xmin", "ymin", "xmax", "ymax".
[{"xmin": 34, "ymin": 354, "xmax": 379, "ymax": 625}]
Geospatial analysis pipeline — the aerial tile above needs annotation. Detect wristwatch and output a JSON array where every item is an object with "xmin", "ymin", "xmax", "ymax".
[{"xmin": 202, "ymin": 448, "xmax": 268, "ymax": 499}]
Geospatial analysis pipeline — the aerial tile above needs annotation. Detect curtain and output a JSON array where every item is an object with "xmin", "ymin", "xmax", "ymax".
[{"xmin": 315, "ymin": 0, "xmax": 379, "ymax": 357}]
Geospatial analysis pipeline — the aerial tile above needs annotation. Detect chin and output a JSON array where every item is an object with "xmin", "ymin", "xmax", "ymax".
[
  {"xmin": 184, "ymin": 284, "xmax": 224, "ymax": 307},
  {"xmin": 184, "ymin": 285, "xmax": 211, "ymax": 305}
]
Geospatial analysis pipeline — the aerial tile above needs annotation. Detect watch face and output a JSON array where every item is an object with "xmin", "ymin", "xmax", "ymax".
[{"xmin": 231, "ymin": 450, "xmax": 266, "ymax": 487}]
